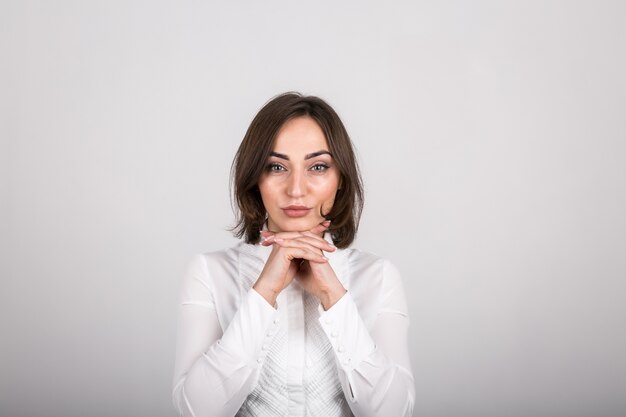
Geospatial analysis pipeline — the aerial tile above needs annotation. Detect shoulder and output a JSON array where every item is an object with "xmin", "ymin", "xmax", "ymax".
[
  {"xmin": 345, "ymin": 248, "xmax": 403, "ymax": 284},
  {"xmin": 178, "ymin": 248, "xmax": 238, "ymax": 308},
  {"xmin": 189, "ymin": 242, "xmax": 249, "ymax": 277},
  {"xmin": 197, "ymin": 245, "xmax": 239, "ymax": 266},
  {"xmin": 338, "ymin": 247, "xmax": 409, "ymax": 322},
  {"xmin": 347, "ymin": 247, "xmax": 408, "ymax": 304},
  {"xmin": 179, "ymin": 244, "xmax": 252, "ymax": 322}
]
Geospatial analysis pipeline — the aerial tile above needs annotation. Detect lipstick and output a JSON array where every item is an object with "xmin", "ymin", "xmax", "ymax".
[{"xmin": 282, "ymin": 205, "xmax": 311, "ymax": 218}]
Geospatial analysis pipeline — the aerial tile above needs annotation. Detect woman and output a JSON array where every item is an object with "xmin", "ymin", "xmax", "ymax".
[{"xmin": 172, "ymin": 92, "xmax": 415, "ymax": 416}]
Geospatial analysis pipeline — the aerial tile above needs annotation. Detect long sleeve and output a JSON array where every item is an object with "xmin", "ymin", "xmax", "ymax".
[
  {"xmin": 318, "ymin": 259, "xmax": 415, "ymax": 416},
  {"xmin": 171, "ymin": 254, "xmax": 280, "ymax": 417}
]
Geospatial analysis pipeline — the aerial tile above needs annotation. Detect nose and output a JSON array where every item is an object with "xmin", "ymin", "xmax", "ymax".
[{"xmin": 286, "ymin": 171, "xmax": 306, "ymax": 198}]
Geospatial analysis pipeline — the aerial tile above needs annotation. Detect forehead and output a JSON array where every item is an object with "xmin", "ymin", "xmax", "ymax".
[{"xmin": 272, "ymin": 116, "xmax": 329, "ymax": 153}]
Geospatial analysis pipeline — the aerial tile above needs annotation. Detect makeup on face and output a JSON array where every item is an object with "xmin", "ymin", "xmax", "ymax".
[{"xmin": 257, "ymin": 117, "xmax": 340, "ymax": 233}]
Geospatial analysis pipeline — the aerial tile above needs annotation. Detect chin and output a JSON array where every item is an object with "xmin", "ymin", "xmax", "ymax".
[{"xmin": 275, "ymin": 217, "xmax": 322, "ymax": 233}]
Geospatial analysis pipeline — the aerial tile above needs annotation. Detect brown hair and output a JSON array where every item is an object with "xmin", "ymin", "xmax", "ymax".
[{"xmin": 230, "ymin": 92, "xmax": 364, "ymax": 248}]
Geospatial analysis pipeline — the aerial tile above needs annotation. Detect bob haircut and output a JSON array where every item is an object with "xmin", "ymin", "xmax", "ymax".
[{"xmin": 230, "ymin": 92, "xmax": 363, "ymax": 248}]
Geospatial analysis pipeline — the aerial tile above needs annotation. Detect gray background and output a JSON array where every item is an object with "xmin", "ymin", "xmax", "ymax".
[{"xmin": 1, "ymin": 1, "xmax": 625, "ymax": 416}]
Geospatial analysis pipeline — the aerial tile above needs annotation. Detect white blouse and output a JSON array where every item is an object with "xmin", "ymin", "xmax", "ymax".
[{"xmin": 172, "ymin": 233, "xmax": 415, "ymax": 417}]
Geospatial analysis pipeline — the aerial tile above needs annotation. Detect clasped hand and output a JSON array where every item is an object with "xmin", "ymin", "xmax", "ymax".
[{"xmin": 252, "ymin": 220, "xmax": 347, "ymax": 310}]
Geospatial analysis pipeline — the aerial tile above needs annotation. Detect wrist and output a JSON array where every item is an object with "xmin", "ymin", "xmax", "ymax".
[
  {"xmin": 253, "ymin": 282, "xmax": 279, "ymax": 308},
  {"xmin": 320, "ymin": 286, "xmax": 347, "ymax": 311}
]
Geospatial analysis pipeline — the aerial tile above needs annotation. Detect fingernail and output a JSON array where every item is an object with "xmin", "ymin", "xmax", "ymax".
[{"xmin": 274, "ymin": 238, "xmax": 284, "ymax": 243}]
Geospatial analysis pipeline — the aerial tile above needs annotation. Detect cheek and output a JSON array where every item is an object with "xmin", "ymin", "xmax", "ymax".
[
  {"xmin": 318, "ymin": 190, "xmax": 338, "ymax": 217},
  {"xmin": 258, "ymin": 179, "xmax": 277, "ymax": 207},
  {"xmin": 314, "ymin": 177, "xmax": 340, "ymax": 205},
  {"xmin": 323, "ymin": 186, "xmax": 338, "ymax": 202}
]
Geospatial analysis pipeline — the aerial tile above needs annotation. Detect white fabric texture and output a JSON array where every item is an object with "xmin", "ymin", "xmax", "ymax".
[{"xmin": 172, "ymin": 233, "xmax": 415, "ymax": 417}]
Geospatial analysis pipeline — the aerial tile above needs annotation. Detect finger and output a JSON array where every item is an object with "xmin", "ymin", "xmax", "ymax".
[
  {"xmin": 279, "ymin": 234, "xmax": 335, "ymax": 252},
  {"xmin": 262, "ymin": 233, "xmax": 327, "ymax": 252},
  {"xmin": 274, "ymin": 240, "xmax": 328, "ymax": 262},
  {"xmin": 280, "ymin": 245, "xmax": 328, "ymax": 263},
  {"xmin": 266, "ymin": 220, "xmax": 330, "ymax": 241},
  {"xmin": 300, "ymin": 231, "xmax": 336, "ymax": 250},
  {"xmin": 263, "ymin": 234, "xmax": 334, "ymax": 252},
  {"xmin": 261, "ymin": 235, "xmax": 276, "ymax": 246},
  {"xmin": 274, "ymin": 238, "xmax": 334, "ymax": 260},
  {"xmin": 269, "ymin": 230, "xmax": 329, "ymax": 246},
  {"xmin": 265, "ymin": 231, "xmax": 311, "ymax": 240}
]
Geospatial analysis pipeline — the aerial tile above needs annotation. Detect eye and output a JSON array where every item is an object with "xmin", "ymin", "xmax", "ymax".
[
  {"xmin": 266, "ymin": 162, "xmax": 286, "ymax": 172},
  {"xmin": 310, "ymin": 163, "xmax": 329, "ymax": 172}
]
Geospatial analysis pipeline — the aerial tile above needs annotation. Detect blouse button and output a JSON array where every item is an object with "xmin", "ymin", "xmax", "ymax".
[
  {"xmin": 257, "ymin": 358, "xmax": 262, "ymax": 364},
  {"xmin": 266, "ymin": 331, "xmax": 273, "ymax": 337},
  {"xmin": 331, "ymin": 331, "xmax": 338, "ymax": 338},
  {"xmin": 324, "ymin": 318, "xmax": 332, "ymax": 325},
  {"xmin": 262, "ymin": 344, "xmax": 268, "ymax": 351},
  {"xmin": 338, "ymin": 345, "xmax": 345, "ymax": 353}
]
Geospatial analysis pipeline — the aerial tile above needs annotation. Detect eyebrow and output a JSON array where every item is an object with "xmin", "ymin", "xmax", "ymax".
[{"xmin": 270, "ymin": 150, "xmax": 332, "ymax": 160}]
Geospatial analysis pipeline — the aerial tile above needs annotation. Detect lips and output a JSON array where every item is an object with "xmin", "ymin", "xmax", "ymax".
[{"xmin": 282, "ymin": 205, "xmax": 311, "ymax": 218}]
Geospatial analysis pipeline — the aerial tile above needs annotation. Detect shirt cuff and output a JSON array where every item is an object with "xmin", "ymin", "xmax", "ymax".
[
  {"xmin": 218, "ymin": 288, "xmax": 280, "ymax": 367},
  {"xmin": 318, "ymin": 291, "xmax": 376, "ymax": 371}
]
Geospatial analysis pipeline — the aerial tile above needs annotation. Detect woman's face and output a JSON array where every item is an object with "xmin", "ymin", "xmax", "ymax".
[{"xmin": 258, "ymin": 116, "xmax": 341, "ymax": 234}]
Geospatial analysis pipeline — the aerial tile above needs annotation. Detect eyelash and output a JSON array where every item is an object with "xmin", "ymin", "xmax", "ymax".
[
  {"xmin": 310, "ymin": 163, "xmax": 329, "ymax": 172},
  {"xmin": 267, "ymin": 163, "xmax": 286, "ymax": 172},
  {"xmin": 265, "ymin": 163, "xmax": 330, "ymax": 173}
]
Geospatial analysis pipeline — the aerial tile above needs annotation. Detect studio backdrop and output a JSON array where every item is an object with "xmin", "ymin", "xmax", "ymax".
[{"xmin": 1, "ymin": 1, "xmax": 625, "ymax": 416}]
